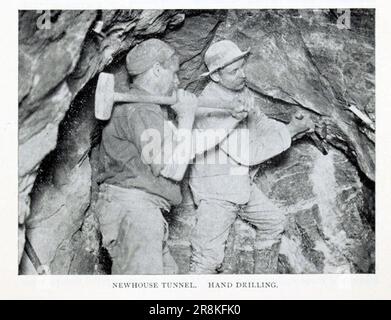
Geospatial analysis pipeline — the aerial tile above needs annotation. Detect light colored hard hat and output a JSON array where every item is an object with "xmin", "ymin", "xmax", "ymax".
[
  {"xmin": 126, "ymin": 38, "xmax": 175, "ymax": 76},
  {"xmin": 201, "ymin": 40, "xmax": 251, "ymax": 78}
]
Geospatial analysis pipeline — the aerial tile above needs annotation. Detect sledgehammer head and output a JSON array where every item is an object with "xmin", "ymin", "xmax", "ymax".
[{"xmin": 95, "ymin": 72, "xmax": 115, "ymax": 120}]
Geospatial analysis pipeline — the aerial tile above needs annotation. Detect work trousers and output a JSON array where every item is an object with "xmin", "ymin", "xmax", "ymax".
[
  {"xmin": 190, "ymin": 184, "xmax": 285, "ymax": 274},
  {"xmin": 94, "ymin": 184, "xmax": 178, "ymax": 274}
]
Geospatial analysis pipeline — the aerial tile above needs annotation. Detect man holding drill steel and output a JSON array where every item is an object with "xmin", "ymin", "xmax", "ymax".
[{"xmin": 188, "ymin": 40, "xmax": 315, "ymax": 274}]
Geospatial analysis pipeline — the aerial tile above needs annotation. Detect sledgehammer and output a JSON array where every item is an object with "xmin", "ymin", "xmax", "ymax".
[{"xmin": 95, "ymin": 72, "xmax": 237, "ymax": 120}]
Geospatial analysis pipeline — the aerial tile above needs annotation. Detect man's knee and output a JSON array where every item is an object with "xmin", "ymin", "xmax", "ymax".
[
  {"xmin": 121, "ymin": 213, "xmax": 165, "ymax": 245},
  {"xmin": 191, "ymin": 200, "xmax": 235, "ymax": 240},
  {"xmin": 253, "ymin": 208, "xmax": 286, "ymax": 241}
]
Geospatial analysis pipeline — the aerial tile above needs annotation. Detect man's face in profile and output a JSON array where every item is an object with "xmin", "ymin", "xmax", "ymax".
[
  {"xmin": 157, "ymin": 55, "xmax": 180, "ymax": 96},
  {"xmin": 217, "ymin": 58, "xmax": 246, "ymax": 91}
]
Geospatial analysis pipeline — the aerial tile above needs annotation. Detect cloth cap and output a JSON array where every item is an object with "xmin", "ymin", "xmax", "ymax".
[
  {"xmin": 126, "ymin": 39, "xmax": 175, "ymax": 76},
  {"xmin": 203, "ymin": 40, "xmax": 250, "ymax": 77}
]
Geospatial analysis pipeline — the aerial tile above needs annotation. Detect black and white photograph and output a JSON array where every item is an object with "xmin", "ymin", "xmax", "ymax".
[{"xmin": 16, "ymin": 8, "xmax": 377, "ymax": 277}]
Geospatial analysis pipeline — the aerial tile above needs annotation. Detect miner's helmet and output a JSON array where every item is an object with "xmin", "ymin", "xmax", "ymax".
[{"xmin": 201, "ymin": 40, "xmax": 251, "ymax": 78}]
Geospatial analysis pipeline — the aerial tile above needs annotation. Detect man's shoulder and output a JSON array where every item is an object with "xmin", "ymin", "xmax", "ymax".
[{"xmin": 112, "ymin": 102, "xmax": 163, "ymax": 118}]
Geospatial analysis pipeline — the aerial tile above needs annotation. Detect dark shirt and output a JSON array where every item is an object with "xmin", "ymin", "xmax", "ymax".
[{"xmin": 97, "ymin": 87, "xmax": 182, "ymax": 206}]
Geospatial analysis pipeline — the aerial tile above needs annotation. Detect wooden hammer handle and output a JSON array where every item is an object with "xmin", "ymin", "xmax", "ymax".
[
  {"xmin": 114, "ymin": 92, "xmax": 233, "ymax": 111},
  {"xmin": 114, "ymin": 92, "xmax": 177, "ymax": 106}
]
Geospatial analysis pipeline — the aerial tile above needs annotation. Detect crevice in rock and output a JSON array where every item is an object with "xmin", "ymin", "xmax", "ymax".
[
  {"xmin": 25, "ymin": 46, "xmax": 139, "ymax": 273},
  {"xmin": 358, "ymin": 172, "xmax": 375, "ymax": 231},
  {"xmin": 327, "ymin": 137, "xmax": 375, "ymax": 231},
  {"xmin": 22, "ymin": 69, "xmax": 100, "ymax": 273}
]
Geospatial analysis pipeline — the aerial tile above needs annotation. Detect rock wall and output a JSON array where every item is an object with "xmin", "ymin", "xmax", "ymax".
[
  {"xmin": 18, "ymin": 9, "xmax": 375, "ymax": 274},
  {"xmin": 18, "ymin": 9, "xmax": 187, "ymax": 272}
]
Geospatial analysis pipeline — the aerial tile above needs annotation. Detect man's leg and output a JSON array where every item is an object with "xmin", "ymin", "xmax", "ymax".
[
  {"xmin": 240, "ymin": 185, "xmax": 286, "ymax": 274},
  {"xmin": 189, "ymin": 199, "xmax": 237, "ymax": 274},
  {"xmin": 95, "ymin": 195, "xmax": 167, "ymax": 274}
]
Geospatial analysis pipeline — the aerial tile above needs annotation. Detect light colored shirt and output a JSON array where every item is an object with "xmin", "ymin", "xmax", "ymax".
[{"xmin": 189, "ymin": 82, "xmax": 291, "ymax": 205}]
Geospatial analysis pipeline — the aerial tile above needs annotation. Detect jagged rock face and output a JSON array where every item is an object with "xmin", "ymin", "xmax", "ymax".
[
  {"xmin": 167, "ymin": 9, "xmax": 374, "ymax": 274},
  {"xmin": 18, "ymin": 9, "xmax": 375, "ymax": 274},
  {"xmin": 168, "ymin": 145, "xmax": 375, "ymax": 274},
  {"xmin": 214, "ymin": 10, "xmax": 375, "ymax": 181},
  {"xmin": 18, "ymin": 9, "xmax": 186, "ymax": 271},
  {"xmin": 260, "ymin": 143, "xmax": 374, "ymax": 273}
]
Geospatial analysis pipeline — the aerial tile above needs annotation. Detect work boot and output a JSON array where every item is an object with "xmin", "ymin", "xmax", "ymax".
[{"xmin": 253, "ymin": 242, "xmax": 280, "ymax": 274}]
